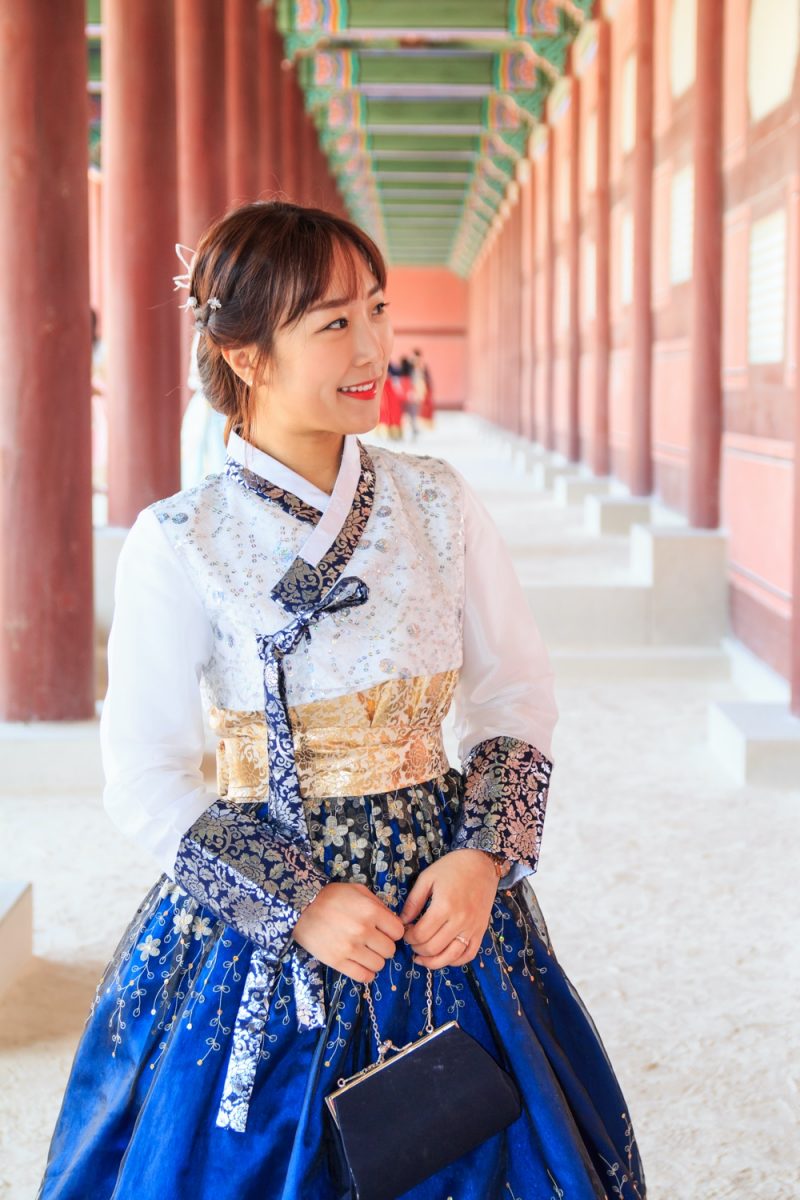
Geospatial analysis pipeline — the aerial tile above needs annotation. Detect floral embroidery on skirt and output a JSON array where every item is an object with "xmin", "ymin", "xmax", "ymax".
[{"xmin": 38, "ymin": 769, "xmax": 646, "ymax": 1200}]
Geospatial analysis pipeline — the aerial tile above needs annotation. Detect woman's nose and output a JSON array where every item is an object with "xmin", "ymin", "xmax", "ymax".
[{"xmin": 351, "ymin": 316, "xmax": 384, "ymax": 363}]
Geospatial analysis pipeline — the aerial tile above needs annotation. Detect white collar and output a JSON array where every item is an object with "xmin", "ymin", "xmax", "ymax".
[
  {"xmin": 226, "ymin": 430, "xmax": 363, "ymax": 567},
  {"xmin": 226, "ymin": 429, "xmax": 359, "ymax": 513}
]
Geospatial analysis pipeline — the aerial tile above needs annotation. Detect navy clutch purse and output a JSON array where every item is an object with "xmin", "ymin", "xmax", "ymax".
[{"xmin": 325, "ymin": 971, "xmax": 522, "ymax": 1200}]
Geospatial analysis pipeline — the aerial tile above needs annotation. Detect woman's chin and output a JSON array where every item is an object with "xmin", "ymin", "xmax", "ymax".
[{"xmin": 334, "ymin": 398, "xmax": 382, "ymax": 432}]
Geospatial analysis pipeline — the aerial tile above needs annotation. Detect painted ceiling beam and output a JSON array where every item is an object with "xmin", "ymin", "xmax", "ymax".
[{"xmin": 273, "ymin": 0, "xmax": 591, "ymax": 269}]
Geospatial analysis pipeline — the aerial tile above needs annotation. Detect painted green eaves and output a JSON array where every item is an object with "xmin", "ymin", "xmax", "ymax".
[{"xmin": 275, "ymin": 0, "xmax": 593, "ymax": 275}]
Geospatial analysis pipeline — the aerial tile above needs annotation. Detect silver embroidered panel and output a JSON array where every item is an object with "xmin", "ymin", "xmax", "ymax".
[{"xmin": 150, "ymin": 448, "xmax": 466, "ymax": 714}]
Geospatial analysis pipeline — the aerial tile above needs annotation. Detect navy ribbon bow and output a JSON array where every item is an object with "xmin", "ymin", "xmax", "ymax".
[{"xmin": 255, "ymin": 573, "xmax": 371, "ymax": 850}]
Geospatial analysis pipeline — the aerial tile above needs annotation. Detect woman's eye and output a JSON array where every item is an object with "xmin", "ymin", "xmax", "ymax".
[{"xmin": 324, "ymin": 301, "xmax": 389, "ymax": 331}]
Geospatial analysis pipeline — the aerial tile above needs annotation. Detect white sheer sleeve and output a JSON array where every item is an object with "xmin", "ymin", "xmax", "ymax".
[
  {"xmin": 99, "ymin": 507, "xmax": 217, "ymax": 877},
  {"xmin": 448, "ymin": 466, "xmax": 559, "ymax": 888}
]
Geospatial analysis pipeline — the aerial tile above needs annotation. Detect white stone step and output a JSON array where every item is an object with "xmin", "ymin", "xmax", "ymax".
[
  {"xmin": 525, "ymin": 582, "xmax": 652, "ymax": 645},
  {"xmin": 512, "ymin": 442, "xmax": 548, "ymax": 473},
  {"xmin": 531, "ymin": 461, "xmax": 582, "ymax": 491},
  {"xmin": 553, "ymin": 475, "xmax": 614, "ymax": 506},
  {"xmin": 552, "ymin": 645, "xmax": 731, "ymax": 681},
  {"xmin": 0, "ymin": 881, "xmax": 33, "ymax": 995},
  {"xmin": 708, "ymin": 701, "xmax": 800, "ymax": 787},
  {"xmin": 630, "ymin": 525, "xmax": 728, "ymax": 644},
  {"xmin": 0, "ymin": 711, "xmax": 103, "ymax": 794},
  {"xmin": 585, "ymin": 495, "xmax": 652, "ymax": 535},
  {"xmin": 526, "ymin": 522, "xmax": 728, "ymax": 648}
]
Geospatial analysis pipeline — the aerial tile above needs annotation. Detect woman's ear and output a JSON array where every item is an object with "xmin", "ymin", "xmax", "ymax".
[{"xmin": 221, "ymin": 346, "xmax": 255, "ymax": 386}]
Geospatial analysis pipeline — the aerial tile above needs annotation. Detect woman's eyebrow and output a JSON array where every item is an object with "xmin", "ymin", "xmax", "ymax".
[{"xmin": 308, "ymin": 281, "xmax": 383, "ymax": 313}]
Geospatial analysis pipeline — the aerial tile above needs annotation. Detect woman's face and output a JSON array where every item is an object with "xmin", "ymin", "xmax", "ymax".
[{"xmin": 251, "ymin": 247, "xmax": 393, "ymax": 438}]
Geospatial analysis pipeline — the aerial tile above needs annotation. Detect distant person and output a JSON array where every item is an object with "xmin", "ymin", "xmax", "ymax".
[
  {"xmin": 399, "ymin": 353, "xmax": 420, "ymax": 439},
  {"xmin": 382, "ymin": 359, "xmax": 404, "ymax": 440},
  {"xmin": 410, "ymin": 347, "xmax": 433, "ymax": 433},
  {"xmin": 415, "ymin": 348, "xmax": 435, "ymax": 429}
]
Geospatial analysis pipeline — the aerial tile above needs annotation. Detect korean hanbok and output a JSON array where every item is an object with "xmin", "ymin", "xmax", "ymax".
[{"xmin": 37, "ymin": 430, "xmax": 647, "ymax": 1200}]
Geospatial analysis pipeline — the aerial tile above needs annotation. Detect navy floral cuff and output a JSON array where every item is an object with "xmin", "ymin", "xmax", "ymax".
[
  {"xmin": 172, "ymin": 799, "xmax": 329, "ymax": 962},
  {"xmin": 451, "ymin": 736, "xmax": 553, "ymax": 877}
]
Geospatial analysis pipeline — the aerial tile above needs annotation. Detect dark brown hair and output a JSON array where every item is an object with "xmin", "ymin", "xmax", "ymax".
[{"xmin": 187, "ymin": 200, "xmax": 388, "ymax": 443}]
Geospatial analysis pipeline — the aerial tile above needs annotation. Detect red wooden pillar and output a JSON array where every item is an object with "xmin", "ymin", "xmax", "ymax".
[
  {"xmin": 324, "ymin": 162, "xmax": 338, "ymax": 215},
  {"xmin": 257, "ymin": 1, "xmax": 283, "ymax": 198},
  {"xmin": 177, "ymin": 0, "xmax": 226, "ymax": 237},
  {"xmin": 489, "ymin": 245, "xmax": 495, "ymax": 421},
  {"xmin": 0, "ymin": 0, "xmax": 93, "ymax": 721},
  {"xmin": 336, "ymin": 181, "xmax": 348, "ymax": 220},
  {"xmin": 225, "ymin": 0, "xmax": 259, "ymax": 205},
  {"xmin": 313, "ymin": 119, "xmax": 326, "ymax": 208},
  {"xmin": 794, "ymin": 441, "xmax": 800, "ymax": 715},
  {"xmin": 567, "ymin": 73, "xmax": 581, "ymax": 462},
  {"xmin": 507, "ymin": 206, "xmax": 517, "ymax": 431},
  {"xmin": 532, "ymin": 149, "xmax": 545, "ymax": 443},
  {"xmin": 468, "ymin": 260, "xmax": 479, "ymax": 411},
  {"xmin": 500, "ymin": 218, "xmax": 512, "ymax": 428},
  {"xmin": 519, "ymin": 161, "xmax": 535, "ymax": 440},
  {"xmin": 630, "ymin": 0, "xmax": 654, "ymax": 494},
  {"xmin": 484, "ymin": 251, "xmax": 492, "ymax": 418},
  {"xmin": 303, "ymin": 110, "xmax": 320, "ymax": 206},
  {"xmin": 498, "ymin": 215, "xmax": 508, "ymax": 428},
  {"xmin": 477, "ymin": 254, "xmax": 487, "ymax": 415},
  {"xmin": 688, "ymin": 0, "xmax": 724, "ymax": 528},
  {"xmin": 176, "ymin": 0, "xmax": 227, "ymax": 416},
  {"xmin": 467, "ymin": 265, "xmax": 475, "ymax": 410},
  {"xmin": 544, "ymin": 127, "xmax": 556, "ymax": 450},
  {"xmin": 310, "ymin": 138, "xmax": 322, "ymax": 207},
  {"xmin": 593, "ymin": 19, "xmax": 612, "ymax": 477},
  {"xmin": 490, "ymin": 233, "xmax": 501, "ymax": 424},
  {"xmin": 511, "ymin": 195, "xmax": 524, "ymax": 434},
  {"xmin": 279, "ymin": 62, "xmax": 299, "ymax": 201},
  {"xmin": 469, "ymin": 256, "xmax": 480, "ymax": 413},
  {"xmin": 791, "ymin": 51, "xmax": 800, "ymax": 715},
  {"xmin": 105, "ymin": 0, "xmax": 181, "ymax": 525},
  {"xmin": 794, "ymin": 258, "xmax": 800, "ymax": 716},
  {"xmin": 294, "ymin": 75, "xmax": 309, "ymax": 206},
  {"xmin": 315, "ymin": 140, "xmax": 332, "ymax": 210},
  {"xmin": 486, "ymin": 248, "xmax": 494, "ymax": 420}
]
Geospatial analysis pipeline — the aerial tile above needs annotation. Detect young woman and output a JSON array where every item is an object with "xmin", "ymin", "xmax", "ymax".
[{"xmin": 38, "ymin": 201, "xmax": 646, "ymax": 1200}]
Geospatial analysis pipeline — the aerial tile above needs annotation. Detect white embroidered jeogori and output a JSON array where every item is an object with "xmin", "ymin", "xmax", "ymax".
[
  {"xmin": 225, "ymin": 428, "xmax": 362, "ymax": 564},
  {"xmin": 100, "ymin": 433, "xmax": 560, "ymax": 1135},
  {"xmin": 224, "ymin": 430, "xmax": 376, "ymax": 613}
]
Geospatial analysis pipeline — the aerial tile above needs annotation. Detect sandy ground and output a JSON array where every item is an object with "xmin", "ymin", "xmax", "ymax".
[{"xmin": 1, "ymin": 413, "xmax": 798, "ymax": 1199}]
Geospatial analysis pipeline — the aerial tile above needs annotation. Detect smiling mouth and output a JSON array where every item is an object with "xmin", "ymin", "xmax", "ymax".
[{"xmin": 337, "ymin": 378, "xmax": 378, "ymax": 394}]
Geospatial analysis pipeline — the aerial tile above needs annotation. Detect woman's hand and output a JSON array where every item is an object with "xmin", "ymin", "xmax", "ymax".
[
  {"xmin": 398, "ymin": 849, "xmax": 498, "ymax": 969},
  {"xmin": 291, "ymin": 881, "xmax": 406, "ymax": 984}
]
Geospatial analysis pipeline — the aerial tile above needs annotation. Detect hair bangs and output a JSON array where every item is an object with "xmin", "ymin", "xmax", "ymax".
[{"xmin": 280, "ymin": 222, "xmax": 385, "ymax": 329}]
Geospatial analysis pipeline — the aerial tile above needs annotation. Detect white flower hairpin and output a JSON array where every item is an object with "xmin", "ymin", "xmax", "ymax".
[
  {"xmin": 172, "ymin": 242, "xmax": 195, "ymax": 309},
  {"xmin": 172, "ymin": 242, "xmax": 222, "ymax": 314}
]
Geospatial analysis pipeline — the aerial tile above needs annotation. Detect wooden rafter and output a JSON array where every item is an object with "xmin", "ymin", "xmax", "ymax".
[{"xmin": 275, "ymin": 0, "xmax": 591, "ymax": 272}]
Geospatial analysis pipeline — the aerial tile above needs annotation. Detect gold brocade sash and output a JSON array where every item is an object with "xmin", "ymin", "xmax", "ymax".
[{"xmin": 209, "ymin": 668, "xmax": 459, "ymax": 800}]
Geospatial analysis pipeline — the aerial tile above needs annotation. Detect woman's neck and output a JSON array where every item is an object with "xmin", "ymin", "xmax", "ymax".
[{"xmin": 245, "ymin": 425, "xmax": 345, "ymax": 497}]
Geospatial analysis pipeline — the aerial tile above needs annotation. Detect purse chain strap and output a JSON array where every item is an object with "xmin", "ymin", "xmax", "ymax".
[{"xmin": 362, "ymin": 967, "xmax": 435, "ymax": 1065}]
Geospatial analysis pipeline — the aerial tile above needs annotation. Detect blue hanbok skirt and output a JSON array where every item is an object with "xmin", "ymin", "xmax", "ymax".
[{"xmin": 37, "ymin": 768, "xmax": 647, "ymax": 1199}]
